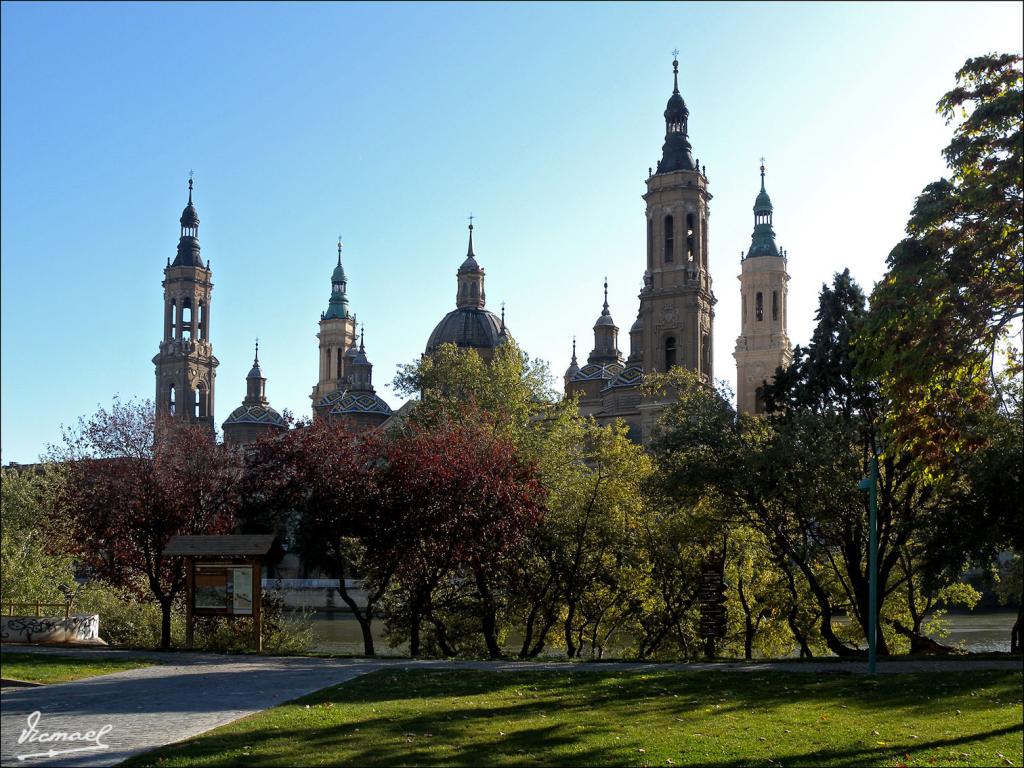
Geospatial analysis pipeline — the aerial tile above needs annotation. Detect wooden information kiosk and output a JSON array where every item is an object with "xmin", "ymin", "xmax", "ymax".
[{"xmin": 164, "ymin": 534, "xmax": 281, "ymax": 652}]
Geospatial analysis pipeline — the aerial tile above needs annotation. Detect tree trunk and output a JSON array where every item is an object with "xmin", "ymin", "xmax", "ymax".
[
  {"xmin": 474, "ymin": 569, "xmax": 502, "ymax": 659},
  {"xmin": 409, "ymin": 602, "xmax": 422, "ymax": 657},
  {"xmin": 564, "ymin": 600, "xmax": 578, "ymax": 658},
  {"xmin": 160, "ymin": 598, "xmax": 173, "ymax": 650},
  {"xmin": 738, "ymin": 576, "xmax": 754, "ymax": 660},
  {"xmin": 1010, "ymin": 604, "xmax": 1021, "ymax": 654}
]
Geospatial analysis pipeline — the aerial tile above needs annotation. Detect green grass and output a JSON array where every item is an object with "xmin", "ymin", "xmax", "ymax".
[
  {"xmin": 0, "ymin": 652, "xmax": 155, "ymax": 684},
  {"xmin": 127, "ymin": 669, "xmax": 1023, "ymax": 767}
]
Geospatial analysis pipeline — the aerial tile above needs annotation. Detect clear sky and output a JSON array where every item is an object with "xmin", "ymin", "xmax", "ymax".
[{"xmin": 2, "ymin": 1, "xmax": 1021, "ymax": 463}]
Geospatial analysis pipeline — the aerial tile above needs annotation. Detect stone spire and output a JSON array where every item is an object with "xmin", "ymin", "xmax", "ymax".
[
  {"xmin": 244, "ymin": 339, "xmax": 268, "ymax": 406},
  {"xmin": 565, "ymin": 336, "xmax": 580, "ymax": 381},
  {"xmin": 589, "ymin": 278, "xmax": 623, "ymax": 365},
  {"xmin": 456, "ymin": 219, "xmax": 486, "ymax": 310},
  {"xmin": 173, "ymin": 175, "xmax": 204, "ymax": 267},
  {"xmin": 656, "ymin": 53, "xmax": 696, "ymax": 174}
]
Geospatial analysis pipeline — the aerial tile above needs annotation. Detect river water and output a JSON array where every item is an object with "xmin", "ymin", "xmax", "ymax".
[{"xmin": 305, "ymin": 610, "xmax": 1018, "ymax": 657}]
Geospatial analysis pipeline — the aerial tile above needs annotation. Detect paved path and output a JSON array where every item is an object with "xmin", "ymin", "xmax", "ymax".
[{"xmin": 2, "ymin": 646, "xmax": 1020, "ymax": 767}]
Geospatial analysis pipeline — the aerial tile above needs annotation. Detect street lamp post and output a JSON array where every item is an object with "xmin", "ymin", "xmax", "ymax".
[{"xmin": 857, "ymin": 455, "xmax": 879, "ymax": 674}]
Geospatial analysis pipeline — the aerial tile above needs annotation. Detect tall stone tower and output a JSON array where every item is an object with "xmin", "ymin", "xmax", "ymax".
[
  {"xmin": 310, "ymin": 239, "xmax": 359, "ymax": 411},
  {"xmin": 153, "ymin": 177, "xmax": 218, "ymax": 431},
  {"xmin": 631, "ymin": 55, "xmax": 715, "ymax": 379},
  {"xmin": 733, "ymin": 162, "xmax": 792, "ymax": 414}
]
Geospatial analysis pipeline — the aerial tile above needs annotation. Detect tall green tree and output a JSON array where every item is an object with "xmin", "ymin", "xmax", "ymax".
[{"xmin": 860, "ymin": 53, "xmax": 1023, "ymax": 467}]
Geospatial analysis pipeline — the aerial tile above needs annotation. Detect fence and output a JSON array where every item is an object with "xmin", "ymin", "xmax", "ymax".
[{"xmin": 3, "ymin": 601, "xmax": 73, "ymax": 619}]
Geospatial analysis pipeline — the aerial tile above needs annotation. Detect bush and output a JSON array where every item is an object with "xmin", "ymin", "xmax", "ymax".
[
  {"xmin": 75, "ymin": 581, "xmax": 185, "ymax": 648},
  {"xmin": 192, "ymin": 590, "xmax": 313, "ymax": 654}
]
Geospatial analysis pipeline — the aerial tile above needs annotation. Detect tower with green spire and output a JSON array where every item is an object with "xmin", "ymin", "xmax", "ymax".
[
  {"xmin": 311, "ymin": 238, "xmax": 359, "ymax": 412},
  {"xmin": 734, "ymin": 160, "xmax": 792, "ymax": 414}
]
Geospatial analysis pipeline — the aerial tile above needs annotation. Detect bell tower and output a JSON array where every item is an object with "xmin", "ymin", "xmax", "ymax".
[
  {"xmin": 734, "ymin": 161, "xmax": 793, "ymax": 414},
  {"xmin": 310, "ymin": 238, "xmax": 359, "ymax": 411},
  {"xmin": 153, "ymin": 176, "xmax": 218, "ymax": 432},
  {"xmin": 632, "ymin": 54, "xmax": 715, "ymax": 379}
]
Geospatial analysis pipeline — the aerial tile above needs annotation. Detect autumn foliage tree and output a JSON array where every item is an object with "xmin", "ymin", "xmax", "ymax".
[{"xmin": 53, "ymin": 399, "xmax": 242, "ymax": 649}]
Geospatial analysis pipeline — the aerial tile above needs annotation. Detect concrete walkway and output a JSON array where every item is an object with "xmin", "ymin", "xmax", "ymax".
[{"xmin": 1, "ymin": 646, "xmax": 1020, "ymax": 767}]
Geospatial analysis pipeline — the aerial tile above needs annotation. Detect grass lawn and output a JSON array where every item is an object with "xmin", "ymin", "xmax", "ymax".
[
  {"xmin": 127, "ymin": 668, "xmax": 1023, "ymax": 767},
  {"xmin": 0, "ymin": 652, "xmax": 155, "ymax": 684}
]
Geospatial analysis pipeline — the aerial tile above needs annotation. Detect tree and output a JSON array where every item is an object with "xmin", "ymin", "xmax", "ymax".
[
  {"xmin": 53, "ymin": 399, "xmax": 241, "ymax": 649},
  {"xmin": 379, "ymin": 414, "xmax": 545, "ymax": 658},
  {"xmin": 860, "ymin": 53, "xmax": 1023, "ymax": 467},
  {"xmin": 0, "ymin": 464, "xmax": 75, "ymax": 605},
  {"xmin": 247, "ymin": 417, "xmax": 393, "ymax": 656}
]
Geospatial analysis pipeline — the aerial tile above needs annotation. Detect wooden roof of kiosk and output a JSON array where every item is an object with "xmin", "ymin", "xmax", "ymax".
[{"xmin": 164, "ymin": 534, "xmax": 280, "ymax": 558}]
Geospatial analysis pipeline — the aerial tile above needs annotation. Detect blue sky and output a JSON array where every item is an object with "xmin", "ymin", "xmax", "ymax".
[{"xmin": 2, "ymin": 1, "xmax": 1021, "ymax": 463}]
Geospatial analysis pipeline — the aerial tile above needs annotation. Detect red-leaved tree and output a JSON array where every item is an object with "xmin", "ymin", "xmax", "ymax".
[
  {"xmin": 382, "ymin": 415, "xmax": 546, "ymax": 658},
  {"xmin": 53, "ymin": 399, "xmax": 242, "ymax": 649}
]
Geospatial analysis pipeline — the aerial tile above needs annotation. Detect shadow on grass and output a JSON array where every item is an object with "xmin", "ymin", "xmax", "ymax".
[{"xmin": 127, "ymin": 668, "xmax": 1023, "ymax": 767}]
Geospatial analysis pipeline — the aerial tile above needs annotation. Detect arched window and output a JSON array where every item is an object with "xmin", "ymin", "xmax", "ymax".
[
  {"xmin": 337, "ymin": 348, "xmax": 343, "ymax": 379},
  {"xmin": 664, "ymin": 336, "xmax": 677, "ymax": 371},
  {"xmin": 686, "ymin": 214, "xmax": 695, "ymax": 262},
  {"xmin": 168, "ymin": 384, "xmax": 176, "ymax": 416},
  {"xmin": 664, "ymin": 215, "xmax": 674, "ymax": 263},
  {"xmin": 196, "ymin": 384, "xmax": 208, "ymax": 419},
  {"xmin": 755, "ymin": 386, "xmax": 765, "ymax": 414},
  {"xmin": 169, "ymin": 299, "xmax": 177, "ymax": 339},
  {"xmin": 182, "ymin": 298, "xmax": 193, "ymax": 341},
  {"xmin": 742, "ymin": 293, "xmax": 747, "ymax": 325},
  {"xmin": 647, "ymin": 219, "xmax": 653, "ymax": 270},
  {"xmin": 198, "ymin": 302, "xmax": 206, "ymax": 341},
  {"xmin": 772, "ymin": 291, "xmax": 779, "ymax": 322},
  {"xmin": 326, "ymin": 348, "xmax": 332, "ymax": 379},
  {"xmin": 756, "ymin": 292, "xmax": 764, "ymax": 321}
]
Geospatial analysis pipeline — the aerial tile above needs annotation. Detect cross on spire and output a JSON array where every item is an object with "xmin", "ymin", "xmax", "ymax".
[{"xmin": 337, "ymin": 235, "xmax": 344, "ymax": 265}]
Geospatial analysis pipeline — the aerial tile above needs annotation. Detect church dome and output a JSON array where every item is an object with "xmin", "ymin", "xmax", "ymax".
[
  {"xmin": 754, "ymin": 187, "xmax": 773, "ymax": 212},
  {"xmin": 222, "ymin": 404, "xmax": 286, "ymax": 427},
  {"xmin": 426, "ymin": 308, "xmax": 505, "ymax": 354},
  {"xmin": 332, "ymin": 261, "xmax": 347, "ymax": 282}
]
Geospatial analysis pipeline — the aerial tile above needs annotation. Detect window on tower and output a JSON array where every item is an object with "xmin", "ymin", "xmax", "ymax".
[
  {"xmin": 664, "ymin": 336, "xmax": 677, "ymax": 371},
  {"xmin": 182, "ymin": 298, "xmax": 193, "ymax": 341},
  {"xmin": 742, "ymin": 293, "xmax": 747, "ymax": 325},
  {"xmin": 169, "ymin": 299, "xmax": 177, "ymax": 339},
  {"xmin": 686, "ymin": 214, "xmax": 695, "ymax": 261},
  {"xmin": 337, "ymin": 348, "xmax": 343, "ymax": 379},
  {"xmin": 755, "ymin": 386, "xmax": 765, "ymax": 414},
  {"xmin": 701, "ymin": 216, "xmax": 707, "ymax": 265},
  {"xmin": 756, "ymin": 292, "xmax": 764, "ymax": 321},
  {"xmin": 168, "ymin": 384, "xmax": 176, "ymax": 416},
  {"xmin": 647, "ymin": 219, "xmax": 653, "ymax": 270},
  {"xmin": 664, "ymin": 216, "xmax": 674, "ymax": 263},
  {"xmin": 772, "ymin": 291, "xmax": 779, "ymax": 322},
  {"xmin": 198, "ymin": 302, "xmax": 206, "ymax": 341}
]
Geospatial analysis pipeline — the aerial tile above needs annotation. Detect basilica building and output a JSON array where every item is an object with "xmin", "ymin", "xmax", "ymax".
[{"xmin": 152, "ymin": 57, "xmax": 792, "ymax": 445}]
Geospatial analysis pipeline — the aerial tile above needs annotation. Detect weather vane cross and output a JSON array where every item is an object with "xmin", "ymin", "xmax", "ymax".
[
  {"xmin": 188, "ymin": 169, "xmax": 194, "ymax": 181},
  {"xmin": 672, "ymin": 48, "xmax": 679, "ymax": 59},
  {"xmin": 468, "ymin": 213, "xmax": 475, "ymax": 227},
  {"xmin": 760, "ymin": 155, "xmax": 766, "ymax": 166}
]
